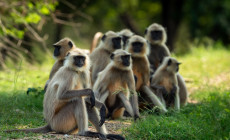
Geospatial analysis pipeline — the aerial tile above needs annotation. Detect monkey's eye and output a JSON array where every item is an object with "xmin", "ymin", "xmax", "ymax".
[
  {"xmin": 53, "ymin": 45, "xmax": 61, "ymax": 49},
  {"xmin": 167, "ymin": 59, "xmax": 172, "ymax": 66},
  {"xmin": 68, "ymin": 41, "xmax": 73, "ymax": 48},
  {"xmin": 74, "ymin": 56, "xmax": 85, "ymax": 61},
  {"xmin": 151, "ymin": 30, "xmax": 162, "ymax": 40}
]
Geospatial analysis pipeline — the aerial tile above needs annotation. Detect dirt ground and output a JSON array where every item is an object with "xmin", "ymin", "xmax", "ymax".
[{"xmin": 29, "ymin": 120, "xmax": 131, "ymax": 140}]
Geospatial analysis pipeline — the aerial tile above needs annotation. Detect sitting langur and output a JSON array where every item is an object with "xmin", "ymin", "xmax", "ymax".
[
  {"xmin": 150, "ymin": 57, "xmax": 181, "ymax": 110},
  {"xmin": 6, "ymin": 51, "xmax": 124, "ymax": 139},
  {"xmin": 90, "ymin": 31, "xmax": 123, "ymax": 84},
  {"xmin": 117, "ymin": 29, "xmax": 134, "ymax": 49},
  {"xmin": 145, "ymin": 23, "xmax": 188, "ymax": 106},
  {"xmin": 93, "ymin": 50, "xmax": 140, "ymax": 120},
  {"xmin": 126, "ymin": 35, "xmax": 167, "ymax": 113},
  {"xmin": 44, "ymin": 38, "xmax": 76, "ymax": 91}
]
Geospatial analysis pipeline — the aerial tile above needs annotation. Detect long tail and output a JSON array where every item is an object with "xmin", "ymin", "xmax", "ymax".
[
  {"xmin": 5, "ymin": 124, "xmax": 52, "ymax": 133},
  {"xmin": 90, "ymin": 32, "xmax": 103, "ymax": 53}
]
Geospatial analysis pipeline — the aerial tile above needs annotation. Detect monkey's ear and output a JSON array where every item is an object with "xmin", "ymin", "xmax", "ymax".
[
  {"xmin": 68, "ymin": 41, "xmax": 73, "ymax": 48},
  {"xmin": 101, "ymin": 35, "xmax": 106, "ymax": 41},
  {"xmin": 144, "ymin": 28, "xmax": 148, "ymax": 35},
  {"xmin": 110, "ymin": 53, "xmax": 114, "ymax": 60},
  {"xmin": 167, "ymin": 59, "xmax": 172, "ymax": 66},
  {"xmin": 164, "ymin": 27, "xmax": 167, "ymax": 32}
]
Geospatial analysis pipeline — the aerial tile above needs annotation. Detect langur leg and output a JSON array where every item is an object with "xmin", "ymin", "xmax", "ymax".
[
  {"xmin": 74, "ymin": 98, "xmax": 105, "ymax": 139},
  {"xmin": 130, "ymin": 91, "xmax": 140, "ymax": 120},
  {"xmin": 177, "ymin": 73, "xmax": 188, "ymax": 106},
  {"xmin": 50, "ymin": 103, "xmax": 77, "ymax": 134},
  {"xmin": 174, "ymin": 92, "xmax": 180, "ymax": 110},
  {"xmin": 117, "ymin": 92, "xmax": 134, "ymax": 117},
  {"xmin": 141, "ymin": 85, "xmax": 168, "ymax": 113},
  {"xmin": 85, "ymin": 99, "xmax": 107, "ymax": 134}
]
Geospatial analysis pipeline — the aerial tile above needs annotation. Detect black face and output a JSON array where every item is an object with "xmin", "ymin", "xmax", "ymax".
[
  {"xmin": 74, "ymin": 56, "xmax": 85, "ymax": 67},
  {"xmin": 132, "ymin": 41, "xmax": 143, "ymax": 53},
  {"xmin": 122, "ymin": 35, "xmax": 129, "ymax": 46},
  {"xmin": 176, "ymin": 62, "xmax": 181, "ymax": 72},
  {"xmin": 151, "ymin": 30, "xmax": 162, "ymax": 41},
  {"xmin": 53, "ymin": 45, "xmax": 61, "ymax": 57},
  {"xmin": 121, "ymin": 55, "xmax": 131, "ymax": 66},
  {"xmin": 112, "ymin": 37, "xmax": 122, "ymax": 49}
]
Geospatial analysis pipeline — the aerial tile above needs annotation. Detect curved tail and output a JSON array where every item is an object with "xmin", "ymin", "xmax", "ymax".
[
  {"xmin": 5, "ymin": 124, "xmax": 52, "ymax": 133},
  {"xmin": 90, "ymin": 32, "xmax": 103, "ymax": 53}
]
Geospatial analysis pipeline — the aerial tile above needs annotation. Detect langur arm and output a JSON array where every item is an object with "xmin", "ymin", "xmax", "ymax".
[
  {"xmin": 151, "ymin": 84, "xmax": 168, "ymax": 99},
  {"xmin": 117, "ymin": 91, "xmax": 134, "ymax": 118},
  {"xmin": 127, "ymin": 72, "xmax": 140, "ymax": 120},
  {"xmin": 57, "ymin": 88, "xmax": 95, "ymax": 107},
  {"xmin": 171, "ymin": 85, "xmax": 180, "ymax": 110},
  {"xmin": 85, "ymin": 98, "xmax": 106, "ymax": 127},
  {"xmin": 141, "ymin": 85, "xmax": 168, "ymax": 113}
]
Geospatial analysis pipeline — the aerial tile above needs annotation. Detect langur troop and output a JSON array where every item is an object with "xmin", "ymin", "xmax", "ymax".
[{"xmin": 6, "ymin": 23, "xmax": 188, "ymax": 140}]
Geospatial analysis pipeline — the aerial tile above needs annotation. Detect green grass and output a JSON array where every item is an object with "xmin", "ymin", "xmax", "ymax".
[
  {"xmin": 123, "ymin": 46, "xmax": 230, "ymax": 139},
  {"xmin": 0, "ymin": 46, "xmax": 230, "ymax": 139}
]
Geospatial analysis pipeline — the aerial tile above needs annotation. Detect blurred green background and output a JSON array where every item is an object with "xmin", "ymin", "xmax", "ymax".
[{"xmin": 0, "ymin": 0, "xmax": 230, "ymax": 69}]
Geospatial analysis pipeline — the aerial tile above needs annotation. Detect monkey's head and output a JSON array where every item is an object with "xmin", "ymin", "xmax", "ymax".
[
  {"xmin": 64, "ymin": 49, "xmax": 90, "ymax": 72},
  {"xmin": 100, "ymin": 31, "xmax": 123, "ymax": 52},
  {"xmin": 162, "ymin": 57, "xmax": 181, "ymax": 73},
  {"xmin": 110, "ymin": 50, "xmax": 132, "ymax": 71},
  {"xmin": 117, "ymin": 29, "xmax": 134, "ymax": 49},
  {"xmin": 126, "ymin": 35, "xmax": 149, "ymax": 57},
  {"xmin": 53, "ymin": 38, "xmax": 75, "ymax": 60},
  {"xmin": 145, "ymin": 23, "xmax": 167, "ymax": 45}
]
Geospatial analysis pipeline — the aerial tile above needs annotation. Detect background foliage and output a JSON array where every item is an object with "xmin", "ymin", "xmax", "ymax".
[{"xmin": 0, "ymin": 0, "xmax": 230, "ymax": 68}]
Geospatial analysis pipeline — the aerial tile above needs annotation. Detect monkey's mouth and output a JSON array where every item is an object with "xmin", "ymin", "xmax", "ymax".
[
  {"xmin": 112, "ymin": 37, "xmax": 122, "ymax": 49},
  {"xmin": 74, "ymin": 56, "xmax": 85, "ymax": 67},
  {"xmin": 75, "ymin": 63, "xmax": 84, "ymax": 67},
  {"xmin": 121, "ymin": 55, "xmax": 131, "ymax": 66},
  {"xmin": 53, "ymin": 45, "xmax": 61, "ymax": 56},
  {"xmin": 132, "ymin": 42, "xmax": 143, "ymax": 53},
  {"xmin": 123, "ymin": 61, "xmax": 130, "ymax": 66},
  {"xmin": 151, "ymin": 31, "xmax": 162, "ymax": 41}
]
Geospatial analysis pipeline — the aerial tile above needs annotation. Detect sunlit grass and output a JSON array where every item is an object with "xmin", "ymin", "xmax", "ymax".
[{"xmin": 124, "ymin": 46, "xmax": 230, "ymax": 139}]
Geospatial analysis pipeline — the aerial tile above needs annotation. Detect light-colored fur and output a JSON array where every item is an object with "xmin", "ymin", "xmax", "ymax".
[
  {"xmin": 90, "ymin": 31, "xmax": 122, "ymax": 85},
  {"xmin": 93, "ymin": 50, "xmax": 139, "ymax": 119},
  {"xmin": 151, "ymin": 57, "xmax": 180, "ymax": 110},
  {"xmin": 145, "ymin": 23, "xmax": 188, "ymax": 105},
  {"xmin": 126, "ymin": 35, "xmax": 167, "ymax": 113},
  {"xmin": 43, "ymin": 51, "xmax": 90, "ymax": 133},
  {"xmin": 117, "ymin": 29, "xmax": 134, "ymax": 49}
]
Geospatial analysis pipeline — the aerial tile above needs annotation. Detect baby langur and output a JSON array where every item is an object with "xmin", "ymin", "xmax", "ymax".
[
  {"xmin": 93, "ymin": 50, "xmax": 140, "ymax": 120},
  {"xmin": 117, "ymin": 29, "xmax": 135, "ymax": 50},
  {"xmin": 7, "ymin": 51, "xmax": 124, "ymax": 139},
  {"xmin": 126, "ymin": 35, "xmax": 167, "ymax": 113},
  {"xmin": 145, "ymin": 23, "xmax": 188, "ymax": 106},
  {"xmin": 44, "ymin": 38, "xmax": 76, "ymax": 91},
  {"xmin": 150, "ymin": 57, "xmax": 181, "ymax": 110},
  {"xmin": 90, "ymin": 31, "xmax": 123, "ymax": 85}
]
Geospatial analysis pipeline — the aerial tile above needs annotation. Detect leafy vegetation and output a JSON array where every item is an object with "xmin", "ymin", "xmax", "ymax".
[{"xmin": 0, "ymin": 46, "xmax": 230, "ymax": 139}]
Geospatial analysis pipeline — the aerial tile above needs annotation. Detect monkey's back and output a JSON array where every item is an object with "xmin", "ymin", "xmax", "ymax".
[
  {"xmin": 90, "ymin": 48, "xmax": 111, "ymax": 82},
  {"xmin": 43, "ymin": 67, "xmax": 75, "ymax": 122}
]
